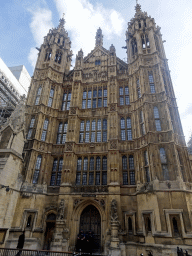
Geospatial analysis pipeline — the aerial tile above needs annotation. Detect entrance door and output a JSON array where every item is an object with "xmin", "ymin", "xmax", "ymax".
[
  {"xmin": 80, "ymin": 205, "xmax": 101, "ymax": 252},
  {"xmin": 43, "ymin": 213, "xmax": 56, "ymax": 250}
]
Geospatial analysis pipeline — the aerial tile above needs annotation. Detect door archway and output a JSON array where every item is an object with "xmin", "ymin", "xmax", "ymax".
[
  {"xmin": 79, "ymin": 205, "xmax": 101, "ymax": 252},
  {"xmin": 43, "ymin": 213, "xmax": 56, "ymax": 250}
]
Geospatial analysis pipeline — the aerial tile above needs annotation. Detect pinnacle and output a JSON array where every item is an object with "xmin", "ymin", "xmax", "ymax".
[{"xmin": 58, "ymin": 13, "xmax": 65, "ymax": 30}]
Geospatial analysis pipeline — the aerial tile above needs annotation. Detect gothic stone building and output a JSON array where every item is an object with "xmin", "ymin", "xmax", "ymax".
[{"xmin": 1, "ymin": 4, "xmax": 192, "ymax": 256}]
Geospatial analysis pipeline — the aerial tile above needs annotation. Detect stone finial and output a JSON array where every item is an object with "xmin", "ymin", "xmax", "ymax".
[
  {"xmin": 110, "ymin": 44, "xmax": 116, "ymax": 53},
  {"xmin": 78, "ymin": 48, "xmax": 84, "ymax": 58},
  {"xmin": 58, "ymin": 14, "xmax": 65, "ymax": 30},
  {"xmin": 95, "ymin": 27, "xmax": 103, "ymax": 47}
]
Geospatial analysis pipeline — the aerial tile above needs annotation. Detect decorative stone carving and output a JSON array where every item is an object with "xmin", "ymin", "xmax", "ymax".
[
  {"xmin": 70, "ymin": 108, "xmax": 76, "ymax": 115},
  {"xmin": 110, "ymin": 104, "xmax": 116, "ymax": 111},
  {"xmin": 73, "ymin": 199, "xmax": 83, "ymax": 208},
  {"xmin": 110, "ymin": 140, "xmax": 117, "ymax": 149},
  {"xmin": 65, "ymin": 142, "xmax": 73, "ymax": 151},
  {"xmin": 57, "ymin": 199, "xmax": 65, "ymax": 220},
  {"xmin": 111, "ymin": 199, "xmax": 118, "ymax": 222}
]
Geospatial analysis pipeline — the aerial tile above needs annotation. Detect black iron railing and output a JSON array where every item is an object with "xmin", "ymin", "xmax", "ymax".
[{"xmin": 0, "ymin": 248, "xmax": 73, "ymax": 256}]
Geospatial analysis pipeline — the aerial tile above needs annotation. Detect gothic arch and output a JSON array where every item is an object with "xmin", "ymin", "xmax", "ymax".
[{"xmin": 70, "ymin": 199, "xmax": 106, "ymax": 251}]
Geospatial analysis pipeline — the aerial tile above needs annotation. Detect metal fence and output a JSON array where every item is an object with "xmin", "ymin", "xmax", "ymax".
[{"xmin": 0, "ymin": 248, "xmax": 73, "ymax": 256}]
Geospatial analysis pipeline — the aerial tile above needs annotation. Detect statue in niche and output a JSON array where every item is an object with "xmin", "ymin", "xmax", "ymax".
[
  {"xmin": 57, "ymin": 199, "xmax": 65, "ymax": 220},
  {"xmin": 111, "ymin": 199, "xmax": 118, "ymax": 222}
]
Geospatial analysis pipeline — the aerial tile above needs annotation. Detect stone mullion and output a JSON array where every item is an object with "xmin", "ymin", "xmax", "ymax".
[
  {"xmin": 26, "ymin": 150, "xmax": 38, "ymax": 183},
  {"xmin": 183, "ymin": 148, "xmax": 192, "ymax": 182},
  {"xmin": 55, "ymin": 84, "xmax": 62, "ymax": 110},
  {"xmin": 135, "ymin": 31, "xmax": 142, "ymax": 55},
  {"xmin": 148, "ymin": 144, "xmax": 155, "ymax": 181},
  {"xmin": 148, "ymin": 28, "xmax": 156, "ymax": 52},
  {"xmin": 35, "ymin": 112, "xmax": 44, "ymax": 141}
]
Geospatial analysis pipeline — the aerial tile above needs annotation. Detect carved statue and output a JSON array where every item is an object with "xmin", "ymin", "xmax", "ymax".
[
  {"xmin": 57, "ymin": 199, "xmax": 65, "ymax": 220},
  {"xmin": 111, "ymin": 199, "xmax": 118, "ymax": 222}
]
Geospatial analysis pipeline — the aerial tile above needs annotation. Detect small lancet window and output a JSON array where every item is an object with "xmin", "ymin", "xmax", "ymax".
[
  {"xmin": 131, "ymin": 38, "xmax": 137, "ymax": 56},
  {"xmin": 172, "ymin": 217, "xmax": 179, "ymax": 235},
  {"xmin": 26, "ymin": 215, "xmax": 32, "ymax": 227},
  {"xmin": 55, "ymin": 50, "xmax": 62, "ymax": 64},
  {"xmin": 45, "ymin": 49, "xmax": 52, "ymax": 61},
  {"xmin": 147, "ymin": 217, "xmax": 151, "ymax": 232},
  {"xmin": 128, "ymin": 217, "xmax": 133, "ymax": 233}
]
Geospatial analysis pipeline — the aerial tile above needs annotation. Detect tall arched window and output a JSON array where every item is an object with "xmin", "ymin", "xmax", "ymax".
[
  {"xmin": 44, "ymin": 49, "xmax": 52, "ymax": 61},
  {"xmin": 137, "ymin": 79, "xmax": 141, "ymax": 98},
  {"xmin": 144, "ymin": 151, "xmax": 150, "ymax": 182},
  {"xmin": 41, "ymin": 119, "xmax": 49, "ymax": 141},
  {"xmin": 122, "ymin": 156, "xmax": 128, "ymax": 185},
  {"xmin": 102, "ymin": 119, "xmax": 107, "ymax": 142},
  {"xmin": 140, "ymin": 111, "xmax": 145, "ymax": 135},
  {"xmin": 128, "ymin": 217, "xmax": 133, "ymax": 233},
  {"xmin": 141, "ymin": 34, "xmax": 150, "ymax": 49},
  {"xmin": 48, "ymin": 88, "xmax": 54, "ymax": 107},
  {"xmin": 131, "ymin": 38, "xmax": 137, "ymax": 56},
  {"xmin": 122, "ymin": 155, "xmax": 135, "ymax": 185},
  {"xmin": 35, "ymin": 86, "xmax": 42, "ymax": 105},
  {"xmin": 153, "ymin": 107, "xmax": 161, "ymax": 131},
  {"xmin": 148, "ymin": 72, "xmax": 156, "ymax": 93},
  {"xmin": 61, "ymin": 91, "xmax": 71, "ymax": 111},
  {"xmin": 55, "ymin": 50, "xmax": 62, "ymax": 64},
  {"xmin": 50, "ymin": 158, "xmax": 63, "ymax": 186},
  {"xmin": 33, "ymin": 155, "xmax": 42, "ymax": 184},
  {"xmin": 76, "ymin": 156, "xmax": 107, "ymax": 186},
  {"xmin": 27, "ymin": 117, "xmax": 35, "ymax": 139},
  {"xmin": 172, "ymin": 217, "xmax": 179, "ymax": 236},
  {"xmin": 129, "ymin": 155, "xmax": 135, "ymax": 185},
  {"xmin": 56, "ymin": 122, "xmax": 68, "ymax": 144},
  {"xmin": 119, "ymin": 86, "xmax": 130, "ymax": 105},
  {"xmin": 159, "ymin": 148, "xmax": 169, "ymax": 180}
]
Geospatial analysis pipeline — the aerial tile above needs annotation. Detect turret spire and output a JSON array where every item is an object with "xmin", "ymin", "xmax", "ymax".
[
  {"xmin": 95, "ymin": 28, "xmax": 103, "ymax": 47},
  {"xmin": 58, "ymin": 13, "xmax": 65, "ymax": 30}
]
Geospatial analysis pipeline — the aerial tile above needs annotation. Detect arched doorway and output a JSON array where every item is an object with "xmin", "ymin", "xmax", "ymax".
[
  {"xmin": 79, "ymin": 205, "xmax": 101, "ymax": 252},
  {"xmin": 43, "ymin": 213, "xmax": 56, "ymax": 250}
]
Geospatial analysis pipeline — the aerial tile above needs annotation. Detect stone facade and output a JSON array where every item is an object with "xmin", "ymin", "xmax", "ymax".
[{"xmin": 1, "ymin": 4, "xmax": 192, "ymax": 256}]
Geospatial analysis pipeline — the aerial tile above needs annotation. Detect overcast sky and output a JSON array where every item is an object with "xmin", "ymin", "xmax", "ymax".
[{"xmin": 0, "ymin": 0, "xmax": 191, "ymax": 143}]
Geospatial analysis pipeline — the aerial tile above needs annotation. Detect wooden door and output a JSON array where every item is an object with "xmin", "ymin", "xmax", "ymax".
[{"xmin": 79, "ymin": 205, "xmax": 101, "ymax": 251}]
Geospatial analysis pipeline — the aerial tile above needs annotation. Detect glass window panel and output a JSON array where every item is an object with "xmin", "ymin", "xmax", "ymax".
[
  {"xmin": 98, "ymin": 89, "xmax": 102, "ymax": 97},
  {"xmin": 141, "ymin": 123, "xmax": 145, "ymax": 135},
  {"xmin": 63, "ymin": 93, "xmax": 67, "ymax": 101},
  {"xmin": 103, "ymin": 98, "xmax": 107, "ymax": 107},
  {"xmin": 144, "ymin": 151, "xmax": 149, "ymax": 166},
  {"xmin": 56, "ymin": 172, "xmax": 61, "ymax": 186},
  {"xmin": 83, "ymin": 158, "xmax": 88, "ymax": 171},
  {"xmin": 85, "ymin": 132, "xmax": 89, "ymax": 143},
  {"xmin": 145, "ymin": 167, "xmax": 150, "ymax": 182},
  {"xmin": 95, "ymin": 172, "xmax": 100, "ymax": 185},
  {"xmin": 97, "ymin": 119, "xmax": 101, "ymax": 130},
  {"xmin": 103, "ymin": 89, "xmax": 107, "ymax": 97},
  {"xmin": 91, "ymin": 132, "xmax": 95, "ymax": 142},
  {"xmin": 103, "ymin": 131, "xmax": 107, "ymax": 142},
  {"xmin": 79, "ymin": 133, "xmax": 84, "ymax": 143},
  {"xmin": 58, "ymin": 123, "xmax": 63, "ymax": 133},
  {"xmin": 148, "ymin": 73, "xmax": 154, "ymax": 83},
  {"xmin": 150, "ymin": 85, "xmax": 155, "ymax": 94},
  {"xmin": 41, "ymin": 131, "xmax": 47, "ymax": 141},
  {"xmin": 162, "ymin": 164, "xmax": 169, "ymax": 180},
  {"xmin": 83, "ymin": 91, "xmax": 87, "ymax": 99},
  {"xmin": 48, "ymin": 98, "xmax": 53, "ymax": 107},
  {"xmin": 121, "ymin": 130, "xmax": 126, "ymax": 141},
  {"xmin": 123, "ymin": 172, "xmax": 128, "ymax": 185},
  {"xmin": 119, "ymin": 87, "xmax": 123, "ymax": 96},
  {"xmin": 57, "ymin": 134, "xmax": 61, "ymax": 144},
  {"xmin": 61, "ymin": 101, "xmax": 66, "ymax": 111},
  {"xmin": 89, "ymin": 172, "xmax": 94, "ymax": 185},
  {"xmin": 130, "ymin": 171, "xmax": 135, "ymax": 185},
  {"xmin": 160, "ymin": 148, "xmax": 167, "ymax": 164},
  {"xmin": 102, "ymin": 171, "xmax": 107, "ymax": 185},
  {"xmin": 37, "ymin": 87, "xmax": 42, "ymax": 95},
  {"xmin": 125, "ymin": 86, "xmax": 129, "ymax": 95},
  {"xmin": 92, "ymin": 99, "xmax": 96, "ymax": 108},
  {"xmin": 127, "ymin": 118, "xmax": 132, "ymax": 129},
  {"xmin": 77, "ymin": 158, "xmax": 82, "ymax": 171},
  {"xmin": 30, "ymin": 118, "xmax": 35, "ymax": 128},
  {"xmin": 87, "ymin": 99, "xmax": 91, "ymax": 108},
  {"xmin": 58, "ymin": 159, "xmax": 63, "ymax": 172},
  {"xmin": 35, "ymin": 96, "xmax": 40, "ymax": 105},
  {"xmin": 52, "ymin": 159, "xmax": 58, "ymax": 171},
  {"xmin": 127, "ymin": 130, "xmax": 132, "ymax": 140},
  {"xmin": 62, "ymin": 134, "xmax": 66, "ymax": 144},
  {"xmin": 129, "ymin": 155, "xmax": 134, "ymax": 169},
  {"xmin": 137, "ymin": 79, "xmax": 140, "ymax": 86},
  {"xmin": 97, "ymin": 131, "xmax": 101, "ymax": 142},
  {"xmin": 50, "ymin": 88, "xmax": 54, "ymax": 97},
  {"xmin": 96, "ymin": 157, "xmax": 101, "ymax": 170},
  {"xmin": 88, "ymin": 90, "xmax": 92, "ymax": 99},
  {"xmin": 35, "ymin": 156, "xmax": 42, "ymax": 169},
  {"xmin": 93, "ymin": 90, "xmax": 97, "ymax": 98},
  {"xmin": 80, "ymin": 121, "xmax": 84, "ymax": 131},
  {"xmin": 102, "ymin": 157, "xmax": 107, "ymax": 170},
  {"xmin": 122, "ymin": 156, "xmax": 127, "ymax": 170},
  {"xmin": 153, "ymin": 107, "xmax": 160, "ymax": 118},
  {"xmin": 43, "ymin": 119, "xmax": 49, "ymax": 130},
  {"xmin": 76, "ymin": 173, "xmax": 81, "ymax": 185},
  {"xmin": 90, "ymin": 157, "xmax": 94, "ymax": 171},
  {"xmin": 140, "ymin": 111, "xmax": 144, "ymax": 122},
  {"xmin": 98, "ymin": 98, "xmax": 102, "ymax": 108},
  {"xmin": 33, "ymin": 170, "xmax": 40, "ymax": 184},
  {"xmin": 82, "ymin": 100, "xmax": 86, "ymax": 109},
  {"xmin": 120, "ymin": 97, "xmax": 124, "ymax": 105},
  {"xmin": 137, "ymin": 88, "xmax": 141, "ymax": 98},
  {"xmin": 50, "ymin": 173, "xmax": 56, "ymax": 186},
  {"xmin": 68, "ymin": 92, "xmax": 71, "ymax": 100},
  {"xmin": 92, "ymin": 120, "xmax": 96, "ymax": 131},
  {"xmin": 103, "ymin": 119, "xmax": 107, "ymax": 130},
  {"xmin": 155, "ymin": 120, "xmax": 162, "ymax": 131},
  {"xmin": 64, "ymin": 122, "xmax": 68, "ymax": 133},
  {"xmin": 86, "ymin": 121, "xmax": 90, "ymax": 131},
  {"xmin": 125, "ymin": 96, "xmax": 130, "ymax": 105},
  {"xmin": 66, "ymin": 101, "xmax": 70, "ymax": 110},
  {"xmin": 27, "ymin": 129, "xmax": 33, "ymax": 139},
  {"xmin": 121, "ymin": 118, "xmax": 125, "ymax": 129}
]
